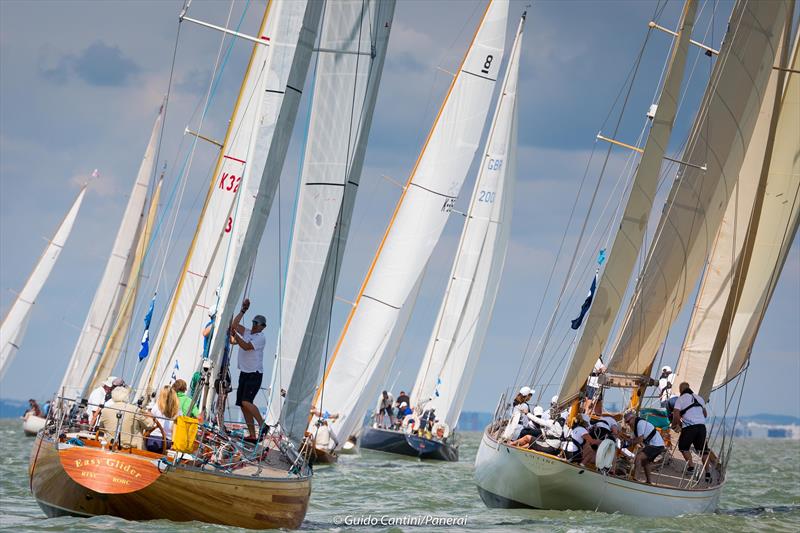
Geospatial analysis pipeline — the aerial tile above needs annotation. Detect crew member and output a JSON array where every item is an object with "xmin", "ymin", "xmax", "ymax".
[{"xmin": 230, "ymin": 298, "xmax": 267, "ymax": 443}]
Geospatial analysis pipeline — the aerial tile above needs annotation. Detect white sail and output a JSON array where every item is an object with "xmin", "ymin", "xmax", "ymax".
[
  {"xmin": 59, "ymin": 109, "xmax": 161, "ymax": 398},
  {"xmin": 607, "ymin": 0, "xmax": 788, "ymax": 377},
  {"xmin": 556, "ymin": 0, "xmax": 698, "ymax": 403},
  {"xmin": 411, "ymin": 14, "xmax": 523, "ymax": 429},
  {"xmin": 0, "ymin": 187, "xmax": 86, "ymax": 381},
  {"xmin": 268, "ymin": 0, "xmax": 396, "ymax": 430},
  {"xmin": 676, "ymin": 32, "xmax": 799, "ymax": 391},
  {"xmin": 138, "ymin": 2, "xmax": 315, "ymax": 397},
  {"xmin": 85, "ymin": 178, "xmax": 163, "ymax": 394},
  {"xmin": 312, "ymin": 0, "xmax": 509, "ymax": 443},
  {"xmin": 206, "ymin": 1, "xmax": 322, "ymax": 388}
]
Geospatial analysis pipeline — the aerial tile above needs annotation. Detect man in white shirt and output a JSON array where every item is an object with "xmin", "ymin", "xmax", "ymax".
[
  {"xmin": 230, "ymin": 298, "xmax": 267, "ymax": 442},
  {"xmin": 624, "ymin": 410, "xmax": 665, "ymax": 484},
  {"xmin": 672, "ymin": 382, "xmax": 711, "ymax": 473},
  {"xmin": 658, "ymin": 366, "xmax": 675, "ymax": 407},
  {"xmin": 87, "ymin": 376, "xmax": 124, "ymax": 427}
]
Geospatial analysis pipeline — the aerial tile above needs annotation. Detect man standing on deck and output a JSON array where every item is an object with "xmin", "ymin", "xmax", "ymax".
[{"xmin": 230, "ymin": 298, "xmax": 267, "ymax": 443}]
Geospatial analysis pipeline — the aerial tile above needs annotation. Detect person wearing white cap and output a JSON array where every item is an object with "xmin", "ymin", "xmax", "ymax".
[
  {"xmin": 657, "ymin": 365, "xmax": 675, "ymax": 407},
  {"xmin": 86, "ymin": 376, "xmax": 124, "ymax": 427},
  {"xmin": 512, "ymin": 386, "xmax": 534, "ymax": 416}
]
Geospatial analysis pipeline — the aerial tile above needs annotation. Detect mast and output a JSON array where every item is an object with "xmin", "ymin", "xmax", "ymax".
[
  {"xmin": 59, "ymin": 107, "xmax": 162, "ymax": 397},
  {"xmin": 0, "ymin": 187, "xmax": 86, "ymax": 380},
  {"xmin": 555, "ymin": 0, "xmax": 698, "ymax": 404},
  {"xmin": 85, "ymin": 178, "xmax": 163, "ymax": 394},
  {"xmin": 607, "ymin": 0, "xmax": 789, "ymax": 379},
  {"xmin": 411, "ymin": 12, "xmax": 524, "ymax": 429},
  {"xmin": 677, "ymin": 26, "xmax": 799, "ymax": 395},
  {"xmin": 311, "ymin": 0, "xmax": 510, "ymax": 443},
  {"xmin": 137, "ymin": 2, "xmax": 279, "ymax": 397},
  {"xmin": 268, "ymin": 0, "xmax": 397, "ymax": 436}
]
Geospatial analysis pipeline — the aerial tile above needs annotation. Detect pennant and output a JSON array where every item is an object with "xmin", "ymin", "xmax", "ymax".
[
  {"xmin": 435, "ymin": 377, "xmax": 442, "ymax": 397},
  {"xmin": 571, "ymin": 273, "xmax": 597, "ymax": 330},
  {"xmin": 138, "ymin": 296, "xmax": 155, "ymax": 360},
  {"xmin": 597, "ymin": 248, "xmax": 607, "ymax": 266}
]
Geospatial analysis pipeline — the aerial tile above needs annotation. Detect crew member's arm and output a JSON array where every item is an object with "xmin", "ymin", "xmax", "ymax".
[
  {"xmin": 230, "ymin": 298, "xmax": 249, "ymax": 335},
  {"xmin": 671, "ymin": 408, "xmax": 682, "ymax": 431},
  {"xmin": 230, "ymin": 328, "xmax": 255, "ymax": 351}
]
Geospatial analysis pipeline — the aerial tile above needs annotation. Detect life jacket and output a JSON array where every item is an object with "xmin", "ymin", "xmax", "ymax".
[
  {"xmin": 679, "ymin": 394, "xmax": 703, "ymax": 416},
  {"xmin": 590, "ymin": 419, "xmax": 613, "ymax": 440},
  {"xmin": 633, "ymin": 417, "xmax": 658, "ymax": 445}
]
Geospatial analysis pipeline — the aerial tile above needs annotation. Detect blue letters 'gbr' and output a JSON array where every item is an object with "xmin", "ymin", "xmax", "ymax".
[{"xmin": 487, "ymin": 158, "xmax": 503, "ymax": 171}]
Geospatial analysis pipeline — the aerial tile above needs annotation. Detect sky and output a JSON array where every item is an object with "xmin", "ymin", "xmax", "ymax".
[{"xmin": 1, "ymin": 0, "xmax": 798, "ymax": 419}]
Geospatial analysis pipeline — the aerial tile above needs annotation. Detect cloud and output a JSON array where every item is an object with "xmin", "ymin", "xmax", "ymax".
[
  {"xmin": 176, "ymin": 67, "xmax": 212, "ymax": 95},
  {"xmin": 38, "ymin": 41, "xmax": 140, "ymax": 87}
]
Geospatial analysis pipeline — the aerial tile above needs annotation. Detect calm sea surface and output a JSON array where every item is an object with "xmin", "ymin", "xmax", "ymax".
[{"xmin": 1, "ymin": 419, "xmax": 798, "ymax": 532}]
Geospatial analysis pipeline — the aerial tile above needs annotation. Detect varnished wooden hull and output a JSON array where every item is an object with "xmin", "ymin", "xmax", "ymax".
[
  {"xmin": 310, "ymin": 446, "xmax": 338, "ymax": 464},
  {"xmin": 29, "ymin": 435, "xmax": 311, "ymax": 529}
]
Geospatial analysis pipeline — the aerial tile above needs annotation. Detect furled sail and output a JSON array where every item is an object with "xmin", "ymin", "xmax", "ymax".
[
  {"xmin": 411, "ymin": 13, "xmax": 523, "ymax": 429},
  {"xmin": 312, "ymin": 0, "xmax": 509, "ymax": 443},
  {"xmin": 60, "ymin": 109, "xmax": 161, "ymax": 397},
  {"xmin": 607, "ymin": 0, "xmax": 788, "ymax": 378},
  {"xmin": 85, "ymin": 178, "xmax": 163, "ymax": 394},
  {"xmin": 139, "ymin": 1, "xmax": 319, "ymax": 397},
  {"xmin": 206, "ymin": 1, "xmax": 322, "ymax": 392},
  {"xmin": 268, "ymin": 0, "xmax": 396, "ymax": 433},
  {"xmin": 0, "ymin": 187, "xmax": 86, "ymax": 380},
  {"xmin": 676, "ymin": 31, "xmax": 799, "ymax": 392},
  {"xmin": 556, "ymin": 0, "xmax": 697, "ymax": 404}
]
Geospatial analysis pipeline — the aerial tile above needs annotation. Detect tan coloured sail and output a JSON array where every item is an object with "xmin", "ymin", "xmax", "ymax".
[
  {"xmin": 607, "ymin": 0, "xmax": 788, "ymax": 378},
  {"xmin": 85, "ymin": 178, "xmax": 163, "ymax": 393},
  {"xmin": 676, "ymin": 32, "xmax": 799, "ymax": 391},
  {"xmin": 557, "ymin": 0, "xmax": 697, "ymax": 404}
]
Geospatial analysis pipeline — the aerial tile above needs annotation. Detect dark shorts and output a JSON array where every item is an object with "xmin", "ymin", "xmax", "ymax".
[
  {"xmin": 565, "ymin": 448, "xmax": 582, "ymax": 463},
  {"xmin": 379, "ymin": 406, "xmax": 394, "ymax": 417},
  {"xmin": 145, "ymin": 436, "xmax": 172, "ymax": 453},
  {"xmin": 531, "ymin": 441, "xmax": 559, "ymax": 455},
  {"xmin": 519, "ymin": 427, "xmax": 541, "ymax": 439},
  {"xmin": 641, "ymin": 445, "xmax": 665, "ymax": 462},
  {"xmin": 586, "ymin": 385, "xmax": 598, "ymax": 400},
  {"xmin": 236, "ymin": 371, "xmax": 262, "ymax": 407},
  {"xmin": 678, "ymin": 423, "xmax": 707, "ymax": 453}
]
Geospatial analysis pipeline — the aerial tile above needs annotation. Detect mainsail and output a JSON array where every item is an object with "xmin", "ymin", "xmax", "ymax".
[
  {"xmin": 556, "ymin": 0, "xmax": 697, "ymax": 404},
  {"xmin": 411, "ymin": 13, "xmax": 523, "ymax": 429},
  {"xmin": 312, "ymin": 0, "xmax": 509, "ymax": 443},
  {"xmin": 676, "ymin": 31, "xmax": 799, "ymax": 392},
  {"xmin": 85, "ymin": 178, "xmax": 163, "ymax": 394},
  {"xmin": 60, "ymin": 109, "xmax": 161, "ymax": 397},
  {"xmin": 267, "ymin": 0, "xmax": 396, "ymax": 432},
  {"xmin": 205, "ymin": 0, "xmax": 322, "ymax": 396},
  {"xmin": 0, "ymin": 187, "xmax": 86, "ymax": 380},
  {"xmin": 139, "ymin": 1, "xmax": 320, "ymax": 397},
  {"xmin": 607, "ymin": 0, "xmax": 788, "ymax": 378}
]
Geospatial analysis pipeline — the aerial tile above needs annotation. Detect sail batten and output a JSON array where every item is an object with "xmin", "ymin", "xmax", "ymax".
[
  {"xmin": 312, "ymin": 0, "xmax": 509, "ymax": 444},
  {"xmin": 410, "ymin": 14, "xmax": 523, "ymax": 429},
  {"xmin": 557, "ymin": 0, "xmax": 698, "ymax": 403},
  {"xmin": 608, "ymin": 0, "xmax": 789, "ymax": 379},
  {"xmin": 1, "ymin": 187, "xmax": 86, "ymax": 381}
]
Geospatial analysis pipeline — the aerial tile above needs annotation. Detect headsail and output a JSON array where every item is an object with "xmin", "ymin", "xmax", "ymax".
[
  {"xmin": 268, "ymin": 0, "xmax": 397, "ymax": 434},
  {"xmin": 676, "ymin": 29, "xmax": 799, "ymax": 392},
  {"xmin": 607, "ymin": 0, "xmax": 788, "ymax": 378},
  {"xmin": 206, "ymin": 1, "xmax": 323, "ymax": 390},
  {"xmin": 60, "ymin": 108, "xmax": 161, "ymax": 397},
  {"xmin": 312, "ymin": 0, "xmax": 509, "ymax": 443},
  {"xmin": 0, "ymin": 187, "xmax": 86, "ymax": 380},
  {"xmin": 411, "ymin": 12, "xmax": 523, "ymax": 429},
  {"xmin": 556, "ymin": 0, "xmax": 698, "ymax": 404},
  {"xmin": 85, "ymin": 178, "xmax": 163, "ymax": 394}
]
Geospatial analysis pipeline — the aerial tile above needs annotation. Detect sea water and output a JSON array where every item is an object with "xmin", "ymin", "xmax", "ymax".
[{"xmin": 1, "ymin": 419, "xmax": 798, "ymax": 532}]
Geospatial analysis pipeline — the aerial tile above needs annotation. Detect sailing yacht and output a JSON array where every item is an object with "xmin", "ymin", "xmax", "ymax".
[
  {"xmin": 308, "ymin": 0, "xmax": 509, "ymax": 459},
  {"xmin": 475, "ymin": 0, "xmax": 796, "ymax": 516},
  {"xmin": 1, "ymin": 186, "xmax": 86, "ymax": 435},
  {"xmin": 360, "ymin": 10, "xmax": 523, "ymax": 462},
  {"xmin": 29, "ymin": 1, "xmax": 327, "ymax": 528}
]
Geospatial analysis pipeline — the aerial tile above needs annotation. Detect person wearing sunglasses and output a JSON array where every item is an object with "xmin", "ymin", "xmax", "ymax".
[{"xmin": 230, "ymin": 298, "xmax": 268, "ymax": 443}]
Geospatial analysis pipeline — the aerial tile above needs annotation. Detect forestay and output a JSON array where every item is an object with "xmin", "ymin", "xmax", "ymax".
[
  {"xmin": 207, "ymin": 1, "xmax": 322, "ymax": 396},
  {"xmin": 556, "ymin": 0, "xmax": 697, "ymax": 404},
  {"xmin": 677, "ymin": 32, "xmax": 799, "ymax": 391},
  {"xmin": 0, "ymin": 187, "xmax": 86, "ymax": 380},
  {"xmin": 268, "ymin": 0, "xmax": 396, "ymax": 433},
  {"xmin": 60, "ymin": 109, "xmax": 161, "ymax": 398},
  {"xmin": 312, "ymin": 0, "xmax": 509, "ymax": 443},
  {"xmin": 608, "ymin": 0, "xmax": 788, "ymax": 378},
  {"xmin": 411, "ymin": 13, "xmax": 523, "ymax": 430}
]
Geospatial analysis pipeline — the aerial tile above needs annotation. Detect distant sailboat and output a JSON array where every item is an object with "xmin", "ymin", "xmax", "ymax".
[
  {"xmin": 310, "ymin": 0, "xmax": 510, "ymax": 453},
  {"xmin": 475, "ymin": 0, "xmax": 795, "ymax": 516},
  {"xmin": 1, "ymin": 185, "xmax": 86, "ymax": 435},
  {"xmin": 360, "ymin": 9, "xmax": 523, "ymax": 462}
]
